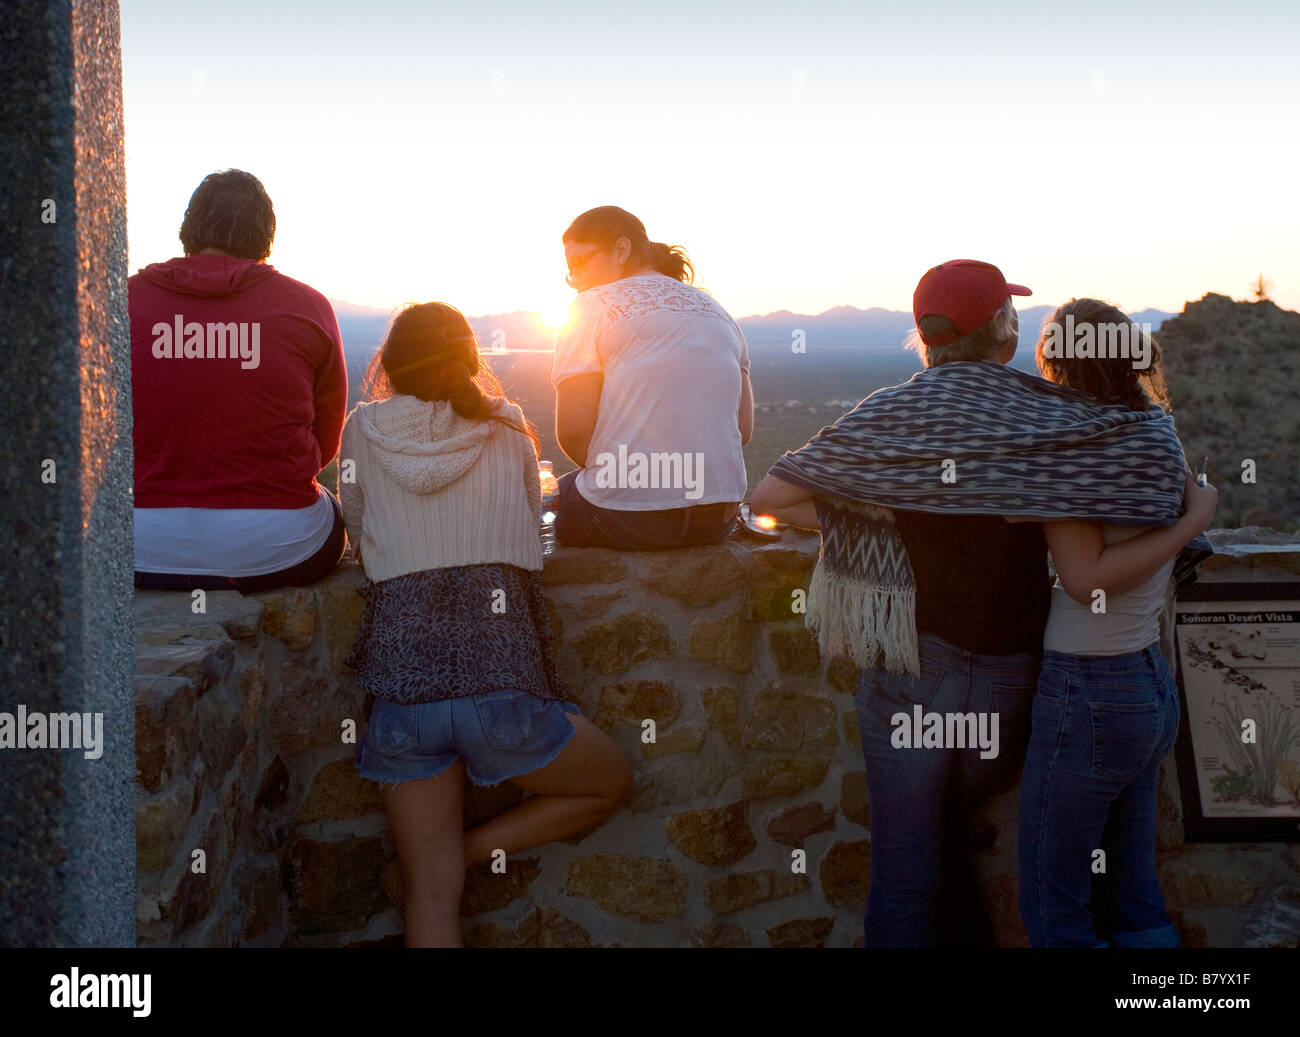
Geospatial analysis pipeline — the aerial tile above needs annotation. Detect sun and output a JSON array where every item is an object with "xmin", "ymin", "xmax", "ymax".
[{"xmin": 537, "ymin": 294, "xmax": 577, "ymax": 333}]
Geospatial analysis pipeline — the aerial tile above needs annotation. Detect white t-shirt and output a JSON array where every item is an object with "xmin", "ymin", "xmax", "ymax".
[
  {"xmin": 134, "ymin": 486, "xmax": 336, "ymax": 577},
  {"xmin": 551, "ymin": 273, "xmax": 749, "ymax": 511}
]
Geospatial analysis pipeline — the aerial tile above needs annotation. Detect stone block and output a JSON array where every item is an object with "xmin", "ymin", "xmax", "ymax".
[
  {"xmin": 594, "ymin": 679, "xmax": 680, "ymax": 729},
  {"xmin": 705, "ymin": 870, "xmax": 809, "ymax": 914},
  {"xmin": 573, "ymin": 611, "xmax": 673, "ymax": 675},
  {"xmin": 195, "ymin": 682, "xmax": 246, "ymax": 791},
  {"xmin": 689, "ymin": 613, "xmax": 750, "ymax": 672},
  {"xmin": 239, "ymin": 866, "xmax": 284, "ymax": 942},
  {"xmin": 258, "ymin": 588, "xmax": 316, "ymax": 651},
  {"xmin": 540, "ymin": 549, "xmax": 628, "ymax": 586},
  {"xmin": 316, "ymin": 579, "xmax": 365, "ymax": 671},
  {"xmin": 286, "ymin": 835, "xmax": 389, "ymax": 935},
  {"xmin": 266, "ymin": 672, "xmax": 363, "ymax": 758},
  {"xmin": 294, "ymin": 758, "xmax": 384, "ymax": 825},
  {"xmin": 135, "ymin": 638, "xmax": 234, "ymax": 696},
  {"xmin": 641, "ymin": 545, "xmax": 746, "ymax": 606},
  {"xmin": 576, "ymin": 590, "xmax": 626, "ymax": 620},
  {"xmin": 692, "ymin": 921, "xmax": 752, "ymax": 947},
  {"xmin": 136, "ymin": 777, "xmax": 196, "ymax": 872},
  {"xmin": 135, "ymin": 674, "xmax": 198, "ymax": 793},
  {"xmin": 461, "ymin": 857, "xmax": 542, "ymax": 916},
  {"xmin": 742, "ymin": 751, "xmax": 832, "ymax": 800},
  {"xmin": 565, "ymin": 853, "xmax": 687, "ymax": 922},
  {"xmin": 767, "ymin": 802, "xmax": 836, "ymax": 846},
  {"xmin": 747, "ymin": 544, "xmax": 817, "ymax": 621},
  {"xmin": 170, "ymin": 779, "xmax": 243, "ymax": 940},
  {"xmin": 741, "ymin": 682, "xmax": 836, "ymax": 751},
  {"xmin": 665, "ymin": 801, "xmax": 755, "ymax": 866},
  {"xmin": 768, "ymin": 625, "xmax": 821, "ymax": 674},
  {"xmin": 767, "ymin": 917, "xmax": 834, "ymax": 948},
  {"xmin": 136, "ymin": 589, "xmax": 265, "ymax": 643},
  {"xmin": 819, "ymin": 839, "xmax": 871, "ymax": 909},
  {"xmin": 700, "ymin": 685, "xmax": 741, "ymax": 748},
  {"xmin": 631, "ymin": 751, "xmax": 733, "ymax": 812},
  {"xmin": 641, "ymin": 722, "xmax": 707, "ymax": 761},
  {"xmin": 465, "ymin": 906, "xmax": 591, "ymax": 948},
  {"xmin": 1159, "ymin": 855, "xmax": 1258, "ymax": 907}
]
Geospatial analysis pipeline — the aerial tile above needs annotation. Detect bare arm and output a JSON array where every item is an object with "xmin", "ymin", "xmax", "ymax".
[
  {"xmin": 554, "ymin": 373, "xmax": 602, "ymax": 468},
  {"xmin": 1048, "ymin": 472, "xmax": 1218, "ymax": 604},
  {"xmin": 738, "ymin": 371, "xmax": 754, "ymax": 446},
  {"xmin": 751, "ymin": 473, "xmax": 821, "ymax": 530}
]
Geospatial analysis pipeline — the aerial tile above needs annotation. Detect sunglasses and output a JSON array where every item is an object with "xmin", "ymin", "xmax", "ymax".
[{"xmin": 565, "ymin": 246, "xmax": 605, "ymax": 278}]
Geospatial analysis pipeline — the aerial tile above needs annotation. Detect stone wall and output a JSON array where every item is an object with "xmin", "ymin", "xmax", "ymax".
[{"xmin": 133, "ymin": 529, "xmax": 1300, "ymax": 947}]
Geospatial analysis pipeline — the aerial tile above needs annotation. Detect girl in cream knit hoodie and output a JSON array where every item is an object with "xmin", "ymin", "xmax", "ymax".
[{"xmin": 341, "ymin": 303, "xmax": 631, "ymax": 948}]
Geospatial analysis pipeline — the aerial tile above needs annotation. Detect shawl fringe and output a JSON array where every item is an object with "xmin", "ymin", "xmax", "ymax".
[{"xmin": 807, "ymin": 556, "xmax": 920, "ymax": 677}]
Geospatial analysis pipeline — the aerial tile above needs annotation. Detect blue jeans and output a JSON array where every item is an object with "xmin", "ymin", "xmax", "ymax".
[
  {"xmin": 1017, "ymin": 645, "xmax": 1181, "ymax": 948},
  {"xmin": 553, "ymin": 469, "xmax": 739, "ymax": 549},
  {"xmin": 355, "ymin": 689, "xmax": 582, "ymax": 790},
  {"xmin": 855, "ymin": 634, "xmax": 1039, "ymax": 947}
]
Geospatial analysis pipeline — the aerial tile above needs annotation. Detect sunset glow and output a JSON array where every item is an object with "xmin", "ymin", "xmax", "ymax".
[
  {"xmin": 537, "ymin": 296, "xmax": 576, "ymax": 335},
  {"xmin": 120, "ymin": 1, "xmax": 1300, "ymax": 320}
]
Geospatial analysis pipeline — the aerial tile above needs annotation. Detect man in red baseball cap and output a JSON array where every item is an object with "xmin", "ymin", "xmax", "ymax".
[
  {"xmin": 754, "ymin": 257, "xmax": 1047, "ymax": 947},
  {"xmin": 913, "ymin": 259, "xmax": 1033, "ymax": 348}
]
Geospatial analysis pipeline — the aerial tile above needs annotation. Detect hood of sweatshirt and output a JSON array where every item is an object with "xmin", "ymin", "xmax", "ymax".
[
  {"xmin": 353, "ymin": 395, "xmax": 517, "ymax": 494},
  {"xmin": 134, "ymin": 253, "xmax": 279, "ymax": 297}
]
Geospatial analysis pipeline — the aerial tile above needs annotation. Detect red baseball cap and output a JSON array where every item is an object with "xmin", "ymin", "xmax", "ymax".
[{"xmin": 912, "ymin": 260, "xmax": 1032, "ymax": 347}]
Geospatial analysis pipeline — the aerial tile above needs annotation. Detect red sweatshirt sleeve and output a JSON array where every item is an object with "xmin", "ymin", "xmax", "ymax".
[{"xmin": 312, "ymin": 304, "xmax": 348, "ymax": 466}]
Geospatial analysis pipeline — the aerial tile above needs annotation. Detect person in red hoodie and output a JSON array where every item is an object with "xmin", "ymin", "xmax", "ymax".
[{"xmin": 132, "ymin": 169, "xmax": 348, "ymax": 592}]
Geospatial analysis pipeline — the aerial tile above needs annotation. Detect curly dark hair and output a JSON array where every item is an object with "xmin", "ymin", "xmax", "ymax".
[{"xmin": 179, "ymin": 169, "xmax": 276, "ymax": 260}]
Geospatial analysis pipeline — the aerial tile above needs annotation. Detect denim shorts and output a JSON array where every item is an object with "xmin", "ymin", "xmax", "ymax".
[{"xmin": 355, "ymin": 689, "xmax": 582, "ymax": 789}]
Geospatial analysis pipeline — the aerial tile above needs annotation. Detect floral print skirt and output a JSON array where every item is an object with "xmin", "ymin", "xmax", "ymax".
[{"xmin": 345, "ymin": 563, "xmax": 571, "ymax": 706}]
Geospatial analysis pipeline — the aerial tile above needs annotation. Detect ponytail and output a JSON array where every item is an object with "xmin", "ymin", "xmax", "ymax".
[
  {"xmin": 446, "ymin": 363, "xmax": 542, "ymax": 456},
  {"xmin": 363, "ymin": 302, "xmax": 542, "ymax": 454},
  {"xmin": 649, "ymin": 241, "xmax": 694, "ymax": 284}
]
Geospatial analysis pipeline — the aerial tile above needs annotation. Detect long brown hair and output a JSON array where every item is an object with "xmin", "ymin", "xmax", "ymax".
[
  {"xmin": 1036, "ymin": 298, "xmax": 1170, "ymax": 412},
  {"xmin": 362, "ymin": 302, "xmax": 540, "ymax": 454},
  {"xmin": 563, "ymin": 205, "xmax": 694, "ymax": 283}
]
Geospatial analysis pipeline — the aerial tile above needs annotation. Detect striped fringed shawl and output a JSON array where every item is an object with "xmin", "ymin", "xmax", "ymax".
[{"xmin": 768, "ymin": 361, "xmax": 1213, "ymax": 677}]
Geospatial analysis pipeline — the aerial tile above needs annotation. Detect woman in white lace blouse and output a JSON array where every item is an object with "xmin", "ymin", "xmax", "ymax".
[{"xmin": 549, "ymin": 206, "xmax": 755, "ymax": 549}]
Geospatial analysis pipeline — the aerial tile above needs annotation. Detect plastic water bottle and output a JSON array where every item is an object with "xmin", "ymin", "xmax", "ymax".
[
  {"xmin": 539, "ymin": 460, "xmax": 559, "ymax": 508},
  {"xmin": 539, "ymin": 460, "xmax": 559, "ymax": 554}
]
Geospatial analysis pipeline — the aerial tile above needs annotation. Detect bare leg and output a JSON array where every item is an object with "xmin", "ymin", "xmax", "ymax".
[
  {"xmin": 463, "ymin": 713, "xmax": 632, "ymax": 868},
  {"xmin": 382, "ymin": 758, "xmax": 467, "ymax": 947}
]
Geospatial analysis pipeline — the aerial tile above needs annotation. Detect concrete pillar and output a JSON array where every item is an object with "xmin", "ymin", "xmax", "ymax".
[{"xmin": 0, "ymin": 0, "xmax": 133, "ymax": 946}]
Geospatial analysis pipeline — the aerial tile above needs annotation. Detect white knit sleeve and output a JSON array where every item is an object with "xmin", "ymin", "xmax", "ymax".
[{"xmin": 518, "ymin": 417, "xmax": 542, "ymax": 528}]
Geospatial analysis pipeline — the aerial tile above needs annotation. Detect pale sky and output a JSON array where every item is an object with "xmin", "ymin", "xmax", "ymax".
[{"xmin": 121, "ymin": 0, "xmax": 1300, "ymax": 324}]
